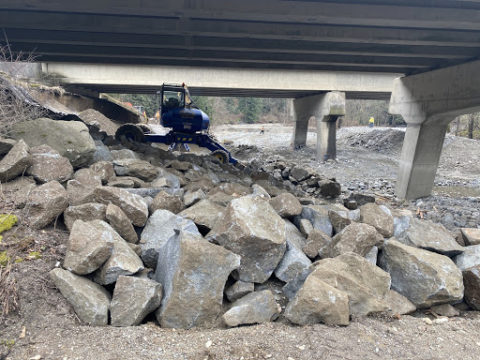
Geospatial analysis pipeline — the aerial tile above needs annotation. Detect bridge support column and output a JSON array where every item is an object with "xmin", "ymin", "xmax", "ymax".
[
  {"xmin": 389, "ymin": 60, "xmax": 480, "ymax": 200},
  {"xmin": 293, "ymin": 92, "xmax": 345, "ymax": 161}
]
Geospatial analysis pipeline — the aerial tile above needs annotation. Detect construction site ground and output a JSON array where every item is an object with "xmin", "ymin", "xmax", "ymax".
[{"xmin": 2, "ymin": 124, "xmax": 480, "ymax": 360}]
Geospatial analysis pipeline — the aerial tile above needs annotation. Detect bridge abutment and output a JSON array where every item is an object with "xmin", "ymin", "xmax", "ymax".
[
  {"xmin": 389, "ymin": 60, "xmax": 480, "ymax": 200},
  {"xmin": 293, "ymin": 92, "xmax": 345, "ymax": 161}
]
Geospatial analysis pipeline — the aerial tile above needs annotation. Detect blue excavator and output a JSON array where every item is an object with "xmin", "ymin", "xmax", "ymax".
[{"xmin": 115, "ymin": 83, "xmax": 237, "ymax": 165}]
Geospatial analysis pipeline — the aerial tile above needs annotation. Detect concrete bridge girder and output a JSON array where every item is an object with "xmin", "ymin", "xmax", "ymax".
[
  {"xmin": 389, "ymin": 59, "xmax": 480, "ymax": 200},
  {"xmin": 293, "ymin": 92, "xmax": 346, "ymax": 161}
]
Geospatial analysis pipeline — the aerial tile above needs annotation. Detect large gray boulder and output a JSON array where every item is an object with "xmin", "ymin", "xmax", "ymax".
[
  {"xmin": 66, "ymin": 168, "xmax": 102, "ymax": 206},
  {"xmin": 269, "ymin": 193, "xmax": 302, "ymax": 218},
  {"xmin": 113, "ymin": 159, "xmax": 158, "ymax": 182},
  {"xmin": 106, "ymin": 203, "xmax": 138, "ymax": 243},
  {"xmin": 454, "ymin": 245, "xmax": 480, "ymax": 270},
  {"xmin": 154, "ymin": 231, "xmax": 240, "ymax": 329},
  {"xmin": 284, "ymin": 275, "xmax": 349, "ymax": 326},
  {"xmin": 93, "ymin": 224, "xmax": 144, "ymax": 285},
  {"xmin": 208, "ymin": 196, "xmax": 286, "ymax": 283},
  {"xmin": 94, "ymin": 186, "xmax": 148, "ymax": 227},
  {"xmin": 89, "ymin": 161, "xmax": 115, "ymax": 185},
  {"xmin": 398, "ymin": 218, "xmax": 464, "ymax": 256},
  {"xmin": 328, "ymin": 223, "xmax": 381, "ymax": 258},
  {"xmin": 274, "ymin": 239, "xmax": 311, "ymax": 282},
  {"xmin": 384, "ymin": 289, "xmax": 416, "ymax": 315},
  {"xmin": 63, "ymin": 220, "xmax": 114, "ymax": 275},
  {"xmin": 310, "ymin": 252, "xmax": 391, "ymax": 316},
  {"xmin": 380, "ymin": 239, "xmax": 464, "ymax": 308},
  {"xmin": 140, "ymin": 209, "xmax": 200, "ymax": 268},
  {"xmin": 359, "ymin": 203, "xmax": 394, "ymax": 238},
  {"xmin": 150, "ymin": 190, "xmax": 184, "ymax": 214},
  {"xmin": 63, "ymin": 203, "xmax": 107, "ymax": 232},
  {"xmin": 303, "ymin": 229, "xmax": 332, "ymax": 259},
  {"xmin": 0, "ymin": 139, "xmax": 31, "ymax": 182},
  {"xmin": 27, "ymin": 180, "xmax": 69, "ymax": 229},
  {"xmin": 110, "ymin": 276, "xmax": 163, "ymax": 326},
  {"xmin": 462, "ymin": 266, "xmax": 480, "ymax": 310},
  {"xmin": 222, "ymin": 290, "xmax": 281, "ymax": 327},
  {"xmin": 26, "ymin": 144, "xmax": 73, "ymax": 184},
  {"xmin": 178, "ymin": 199, "xmax": 225, "ymax": 233},
  {"xmin": 50, "ymin": 268, "xmax": 110, "ymax": 326},
  {"xmin": 12, "ymin": 118, "xmax": 96, "ymax": 168},
  {"xmin": 294, "ymin": 205, "xmax": 333, "ymax": 237}
]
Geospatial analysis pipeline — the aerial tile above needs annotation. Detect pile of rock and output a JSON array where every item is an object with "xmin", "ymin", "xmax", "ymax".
[{"xmin": 2, "ymin": 115, "xmax": 480, "ymax": 330}]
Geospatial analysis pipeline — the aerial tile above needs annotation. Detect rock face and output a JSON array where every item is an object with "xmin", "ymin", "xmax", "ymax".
[
  {"xmin": 461, "ymin": 228, "xmax": 480, "ymax": 246},
  {"xmin": 380, "ymin": 240, "xmax": 464, "ymax": 308},
  {"xmin": 93, "ymin": 224, "xmax": 144, "ymax": 285},
  {"xmin": 328, "ymin": 210, "xmax": 351, "ymax": 234},
  {"xmin": 384, "ymin": 289, "xmax": 416, "ymax": 315},
  {"xmin": 463, "ymin": 266, "xmax": 480, "ymax": 310},
  {"xmin": 64, "ymin": 220, "xmax": 114, "ymax": 275},
  {"xmin": 454, "ymin": 245, "xmax": 480, "ymax": 270},
  {"xmin": 222, "ymin": 290, "xmax": 281, "ymax": 327},
  {"xmin": 328, "ymin": 223, "xmax": 380, "ymax": 258},
  {"xmin": 27, "ymin": 180, "xmax": 69, "ymax": 229},
  {"xmin": 178, "ymin": 199, "xmax": 225, "ymax": 233},
  {"xmin": 269, "ymin": 193, "xmax": 302, "ymax": 218},
  {"xmin": 140, "ymin": 209, "xmax": 200, "ymax": 268},
  {"xmin": 303, "ymin": 229, "xmax": 331, "ymax": 259},
  {"xmin": 27, "ymin": 144, "xmax": 73, "ymax": 183},
  {"xmin": 94, "ymin": 186, "xmax": 148, "ymax": 227},
  {"xmin": 209, "ymin": 196, "xmax": 286, "ymax": 283},
  {"xmin": 90, "ymin": 161, "xmax": 115, "ymax": 185},
  {"xmin": 285, "ymin": 275, "xmax": 349, "ymax": 326},
  {"xmin": 66, "ymin": 168, "xmax": 102, "ymax": 206},
  {"xmin": 63, "ymin": 203, "xmax": 107, "ymax": 232},
  {"xmin": 399, "ymin": 218, "xmax": 464, "ymax": 256},
  {"xmin": 0, "ymin": 139, "xmax": 31, "ymax": 182},
  {"xmin": 150, "ymin": 191, "xmax": 184, "ymax": 214},
  {"xmin": 13, "ymin": 118, "xmax": 96, "ymax": 168},
  {"xmin": 295, "ymin": 206, "xmax": 333, "ymax": 237},
  {"xmin": 183, "ymin": 189, "xmax": 206, "ymax": 207},
  {"xmin": 311, "ymin": 252, "xmax": 391, "ymax": 316},
  {"xmin": 155, "ymin": 231, "xmax": 240, "ymax": 329},
  {"xmin": 113, "ymin": 159, "xmax": 158, "ymax": 182},
  {"xmin": 274, "ymin": 239, "xmax": 311, "ymax": 282},
  {"xmin": 225, "ymin": 280, "xmax": 254, "ymax": 302},
  {"xmin": 359, "ymin": 203, "xmax": 394, "ymax": 237},
  {"xmin": 106, "ymin": 203, "xmax": 138, "ymax": 243},
  {"xmin": 110, "ymin": 276, "xmax": 163, "ymax": 326},
  {"xmin": 50, "ymin": 268, "xmax": 110, "ymax": 326}
]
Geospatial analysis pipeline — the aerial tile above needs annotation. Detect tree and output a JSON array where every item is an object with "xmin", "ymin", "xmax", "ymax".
[{"xmin": 237, "ymin": 97, "xmax": 262, "ymax": 123}]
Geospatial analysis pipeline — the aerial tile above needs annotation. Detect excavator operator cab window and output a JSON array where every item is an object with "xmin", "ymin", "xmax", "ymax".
[{"xmin": 162, "ymin": 90, "xmax": 185, "ymax": 110}]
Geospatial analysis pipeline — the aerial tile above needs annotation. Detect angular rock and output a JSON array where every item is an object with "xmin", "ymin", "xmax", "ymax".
[
  {"xmin": 108, "ymin": 178, "xmax": 135, "ymax": 188},
  {"xmin": 208, "ymin": 196, "xmax": 286, "ymax": 283},
  {"xmin": 222, "ymin": 290, "xmax": 281, "ymax": 327},
  {"xmin": 463, "ymin": 266, "xmax": 480, "ymax": 310},
  {"xmin": 318, "ymin": 179, "xmax": 341, "ymax": 198},
  {"xmin": 178, "ymin": 199, "xmax": 225, "ymax": 233},
  {"xmin": 168, "ymin": 160, "xmax": 191, "ymax": 172},
  {"xmin": 251, "ymin": 184, "xmax": 271, "ymax": 199},
  {"xmin": 12, "ymin": 118, "xmax": 96, "ymax": 168},
  {"xmin": 303, "ymin": 229, "xmax": 332, "ymax": 259},
  {"xmin": 298, "ymin": 218, "xmax": 314, "ymax": 236},
  {"xmin": 290, "ymin": 166, "xmax": 311, "ymax": 182},
  {"xmin": 93, "ymin": 224, "xmax": 144, "ymax": 285},
  {"xmin": 66, "ymin": 179, "xmax": 97, "ymax": 206},
  {"xmin": 455, "ymin": 245, "xmax": 480, "ymax": 270},
  {"xmin": 384, "ymin": 289, "xmax": 416, "ymax": 315},
  {"xmin": 274, "ymin": 239, "xmax": 312, "ymax": 282},
  {"xmin": 110, "ymin": 276, "xmax": 163, "ymax": 326},
  {"xmin": 140, "ymin": 209, "xmax": 200, "ymax": 268},
  {"xmin": 365, "ymin": 246, "xmax": 378, "ymax": 265},
  {"xmin": 27, "ymin": 180, "xmax": 69, "ymax": 229},
  {"xmin": 210, "ymin": 182, "xmax": 252, "ymax": 196},
  {"xmin": 284, "ymin": 219, "xmax": 307, "ymax": 250},
  {"xmin": 111, "ymin": 149, "xmax": 138, "ymax": 160},
  {"xmin": 430, "ymin": 304, "xmax": 459, "ymax": 317},
  {"xmin": 328, "ymin": 223, "xmax": 380, "ymax": 258},
  {"xmin": 113, "ymin": 159, "xmax": 158, "ymax": 182},
  {"xmin": 183, "ymin": 189, "xmax": 206, "ymax": 207},
  {"xmin": 328, "ymin": 210, "xmax": 351, "ymax": 234},
  {"xmin": 26, "ymin": 144, "xmax": 73, "ymax": 183},
  {"xmin": 460, "ymin": 228, "xmax": 480, "ymax": 246},
  {"xmin": 149, "ymin": 190, "xmax": 184, "ymax": 214},
  {"xmin": 284, "ymin": 275, "xmax": 349, "ymax": 326},
  {"xmin": 393, "ymin": 209, "xmax": 413, "ymax": 238},
  {"xmin": 63, "ymin": 203, "xmax": 107, "ymax": 232},
  {"xmin": 155, "ymin": 231, "xmax": 240, "ymax": 328},
  {"xmin": 94, "ymin": 186, "xmax": 148, "ymax": 227},
  {"xmin": 209, "ymin": 191, "xmax": 235, "ymax": 207},
  {"xmin": 311, "ymin": 252, "xmax": 391, "ymax": 316},
  {"xmin": 78, "ymin": 108, "xmax": 119, "ymax": 136},
  {"xmin": 64, "ymin": 220, "xmax": 114, "ymax": 274},
  {"xmin": 106, "ymin": 203, "xmax": 138, "ymax": 243},
  {"xmin": 359, "ymin": 203, "xmax": 394, "ymax": 238},
  {"xmin": 400, "ymin": 218, "xmax": 464, "ymax": 256},
  {"xmin": 346, "ymin": 193, "xmax": 375, "ymax": 207},
  {"xmin": 50, "ymin": 268, "xmax": 110, "ymax": 326},
  {"xmin": 0, "ymin": 137, "xmax": 16, "ymax": 156},
  {"xmin": 380, "ymin": 240, "xmax": 464, "ymax": 308},
  {"xmin": 225, "ymin": 280, "xmax": 254, "ymax": 302},
  {"xmin": 295, "ymin": 206, "xmax": 333, "ymax": 237},
  {"xmin": 90, "ymin": 161, "xmax": 115, "ymax": 185},
  {"xmin": 0, "ymin": 139, "xmax": 31, "ymax": 182},
  {"xmin": 269, "ymin": 193, "xmax": 302, "ymax": 218}
]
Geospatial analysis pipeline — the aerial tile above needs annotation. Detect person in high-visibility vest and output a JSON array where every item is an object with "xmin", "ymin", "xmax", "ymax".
[{"xmin": 368, "ymin": 117, "xmax": 375, "ymax": 128}]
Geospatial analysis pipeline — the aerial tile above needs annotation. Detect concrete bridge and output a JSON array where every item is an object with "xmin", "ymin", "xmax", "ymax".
[{"xmin": 2, "ymin": 0, "xmax": 480, "ymax": 199}]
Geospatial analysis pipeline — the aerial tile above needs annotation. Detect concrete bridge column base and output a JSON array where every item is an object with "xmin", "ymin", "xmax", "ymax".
[{"xmin": 293, "ymin": 92, "xmax": 345, "ymax": 161}]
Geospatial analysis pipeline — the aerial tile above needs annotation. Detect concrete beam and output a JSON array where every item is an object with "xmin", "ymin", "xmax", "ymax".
[
  {"xmin": 42, "ymin": 63, "xmax": 396, "ymax": 98},
  {"xmin": 389, "ymin": 59, "xmax": 480, "ymax": 199},
  {"xmin": 293, "ymin": 92, "xmax": 345, "ymax": 161}
]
